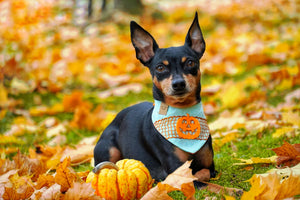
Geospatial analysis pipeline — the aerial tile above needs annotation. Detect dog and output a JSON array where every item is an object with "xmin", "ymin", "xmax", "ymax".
[{"xmin": 94, "ymin": 12, "xmax": 216, "ymax": 182}]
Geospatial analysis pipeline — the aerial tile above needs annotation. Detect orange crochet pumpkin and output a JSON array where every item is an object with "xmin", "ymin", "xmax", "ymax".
[{"xmin": 86, "ymin": 159, "xmax": 153, "ymax": 200}]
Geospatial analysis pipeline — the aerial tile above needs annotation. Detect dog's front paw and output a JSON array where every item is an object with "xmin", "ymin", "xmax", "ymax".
[{"xmin": 194, "ymin": 168, "xmax": 211, "ymax": 182}]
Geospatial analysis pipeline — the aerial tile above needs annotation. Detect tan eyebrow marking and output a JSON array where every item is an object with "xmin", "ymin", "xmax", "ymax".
[
  {"xmin": 181, "ymin": 57, "xmax": 187, "ymax": 63},
  {"xmin": 162, "ymin": 60, "xmax": 169, "ymax": 65}
]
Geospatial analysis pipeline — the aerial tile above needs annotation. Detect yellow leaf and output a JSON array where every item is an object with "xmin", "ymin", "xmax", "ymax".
[
  {"xmin": 277, "ymin": 78, "xmax": 293, "ymax": 91},
  {"xmin": 0, "ymin": 109, "xmax": 7, "ymax": 120},
  {"xmin": 272, "ymin": 126, "xmax": 295, "ymax": 138},
  {"xmin": 219, "ymin": 81, "xmax": 247, "ymax": 109},
  {"xmin": 224, "ymin": 195, "xmax": 236, "ymax": 200},
  {"xmin": 209, "ymin": 113, "xmax": 246, "ymax": 132},
  {"xmin": 234, "ymin": 156, "xmax": 277, "ymax": 165},
  {"xmin": 213, "ymin": 130, "xmax": 239, "ymax": 148},
  {"xmin": 241, "ymin": 164, "xmax": 300, "ymax": 200},
  {"xmin": 282, "ymin": 111, "xmax": 300, "ymax": 127},
  {"xmin": 99, "ymin": 112, "xmax": 116, "ymax": 131},
  {"xmin": 0, "ymin": 135, "xmax": 24, "ymax": 145},
  {"xmin": 0, "ymin": 83, "xmax": 8, "ymax": 107},
  {"xmin": 29, "ymin": 103, "xmax": 64, "ymax": 116}
]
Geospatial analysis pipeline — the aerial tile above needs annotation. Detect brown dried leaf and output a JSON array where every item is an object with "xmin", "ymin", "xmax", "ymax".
[{"xmin": 272, "ymin": 142, "xmax": 300, "ymax": 167}]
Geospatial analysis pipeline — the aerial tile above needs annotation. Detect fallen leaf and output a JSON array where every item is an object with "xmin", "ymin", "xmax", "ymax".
[
  {"xmin": 272, "ymin": 142, "xmax": 300, "ymax": 167},
  {"xmin": 29, "ymin": 103, "xmax": 64, "ymax": 116},
  {"xmin": 0, "ymin": 83, "xmax": 8, "ymax": 107},
  {"xmin": 281, "ymin": 111, "xmax": 300, "ymax": 127},
  {"xmin": 46, "ymin": 124, "xmax": 67, "ymax": 138},
  {"xmin": 31, "ymin": 183, "xmax": 61, "ymax": 200},
  {"xmin": 70, "ymin": 104, "xmax": 107, "ymax": 131},
  {"xmin": 0, "ymin": 170, "xmax": 18, "ymax": 184},
  {"xmin": 272, "ymin": 126, "xmax": 295, "ymax": 138},
  {"xmin": 62, "ymin": 91, "xmax": 90, "ymax": 112},
  {"xmin": 0, "ymin": 135, "xmax": 24, "ymax": 145},
  {"xmin": 13, "ymin": 151, "xmax": 47, "ymax": 181},
  {"xmin": 97, "ymin": 83, "xmax": 143, "ymax": 98},
  {"xmin": 203, "ymin": 182, "xmax": 243, "ymax": 197},
  {"xmin": 241, "ymin": 163, "xmax": 300, "ymax": 200},
  {"xmin": 209, "ymin": 114, "xmax": 245, "ymax": 132},
  {"xmin": 234, "ymin": 156, "xmax": 277, "ymax": 165},
  {"xmin": 54, "ymin": 157, "xmax": 79, "ymax": 192},
  {"xmin": 141, "ymin": 161, "xmax": 197, "ymax": 200},
  {"xmin": 35, "ymin": 174, "xmax": 55, "ymax": 190},
  {"xmin": 213, "ymin": 130, "xmax": 240, "ymax": 148},
  {"xmin": 60, "ymin": 144, "xmax": 94, "ymax": 166},
  {"xmin": 2, "ymin": 174, "xmax": 35, "ymax": 200},
  {"xmin": 218, "ymin": 81, "xmax": 247, "ymax": 109},
  {"xmin": 63, "ymin": 182, "xmax": 102, "ymax": 200}
]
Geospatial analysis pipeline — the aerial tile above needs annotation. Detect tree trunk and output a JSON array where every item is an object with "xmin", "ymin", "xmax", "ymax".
[{"xmin": 114, "ymin": 0, "xmax": 143, "ymax": 15}]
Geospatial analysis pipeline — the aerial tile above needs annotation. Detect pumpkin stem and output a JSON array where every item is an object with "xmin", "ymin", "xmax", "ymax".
[{"xmin": 93, "ymin": 161, "xmax": 119, "ymax": 174}]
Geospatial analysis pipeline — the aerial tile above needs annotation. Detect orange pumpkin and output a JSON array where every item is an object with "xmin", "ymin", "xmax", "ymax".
[
  {"xmin": 86, "ymin": 159, "xmax": 153, "ymax": 200},
  {"xmin": 176, "ymin": 114, "xmax": 201, "ymax": 139}
]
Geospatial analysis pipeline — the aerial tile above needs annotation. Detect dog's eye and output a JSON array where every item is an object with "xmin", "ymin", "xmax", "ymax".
[
  {"xmin": 186, "ymin": 60, "xmax": 195, "ymax": 68},
  {"xmin": 156, "ymin": 65, "xmax": 166, "ymax": 72}
]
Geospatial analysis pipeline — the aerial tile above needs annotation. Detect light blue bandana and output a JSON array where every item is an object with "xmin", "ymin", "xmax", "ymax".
[{"xmin": 151, "ymin": 100, "xmax": 210, "ymax": 153}]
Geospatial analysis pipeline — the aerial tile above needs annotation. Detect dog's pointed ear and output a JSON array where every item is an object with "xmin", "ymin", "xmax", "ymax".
[
  {"xmin": 130, "ymin": 21, "xmax": 159, "ymax": 65},
  {"xmin": 185, "ymin": 12, "xmax": 205, "ymax": 58}
]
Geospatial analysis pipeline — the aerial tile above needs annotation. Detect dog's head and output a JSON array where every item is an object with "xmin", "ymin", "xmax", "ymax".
[{"xmin": 130, "ymin": 12, "xmax": 205, "ymax": 108}]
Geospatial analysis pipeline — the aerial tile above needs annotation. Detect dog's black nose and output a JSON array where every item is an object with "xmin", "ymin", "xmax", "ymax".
[{"xmin": 172, "ymin": 79, "xmax": 186, "ymax": 91}]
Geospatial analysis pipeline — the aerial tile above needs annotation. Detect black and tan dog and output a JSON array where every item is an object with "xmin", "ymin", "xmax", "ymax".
[{"xmin": 94, "ymin": 12, "xmax": 216, "ymax": 182}]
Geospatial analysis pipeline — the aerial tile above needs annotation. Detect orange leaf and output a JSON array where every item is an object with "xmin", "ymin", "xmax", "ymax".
[
  {"xmin": 241, "ymin": 164, "xmax": 300, "ymax": 200},
  {"xmin": 272, "ymin": 142, "xmax": 300, "ymax": 167},
  {"xmin": 54, "ymin": 157, "xmax": 79, "ymax": 192},
  {"xmin": 70, "ymin": 104, "xmax": 106, "ymax": 131},
  {"xmin": 62, "ymin": 91, "xmax": 91, "ymax": 112},
  {"xmin": 35, "ymin": 174, "xmax": 55, "ymax": 190}
]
